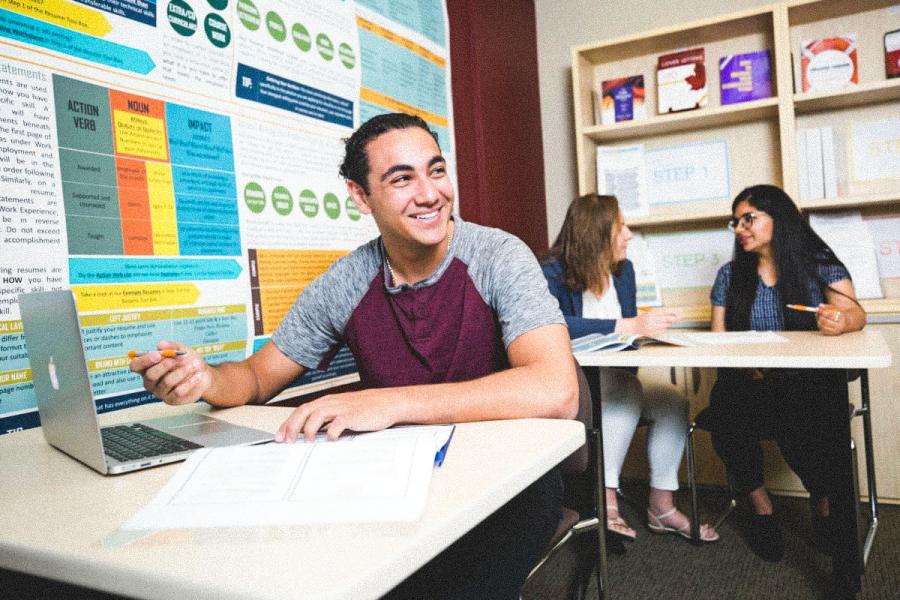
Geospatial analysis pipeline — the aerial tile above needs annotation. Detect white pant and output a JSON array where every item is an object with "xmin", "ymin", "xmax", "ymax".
[{"xmin": 599, "ymin": 367, "xmax": 688, "ymax": 491}]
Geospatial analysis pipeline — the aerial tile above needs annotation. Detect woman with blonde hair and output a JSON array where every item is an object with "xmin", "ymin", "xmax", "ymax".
[{"xmin": 542, "ymin": 193, "xmax": 718, "ymax": 542}]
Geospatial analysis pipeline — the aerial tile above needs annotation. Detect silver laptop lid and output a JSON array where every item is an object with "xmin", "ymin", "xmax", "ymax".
[{"xmin": 19, "ymin": 290, "xmax": 109, "ymax": 474}]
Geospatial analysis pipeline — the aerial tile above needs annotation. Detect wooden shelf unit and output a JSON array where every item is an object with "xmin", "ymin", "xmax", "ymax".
[{"xmin": 571, "ymin": 0, "xmax": 900, "ymax": 315}]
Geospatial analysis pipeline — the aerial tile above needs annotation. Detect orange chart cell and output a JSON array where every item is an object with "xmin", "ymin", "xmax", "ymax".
[{"xmin": 116, "ymin": 157, "xmax": 153, "ymax": 255}]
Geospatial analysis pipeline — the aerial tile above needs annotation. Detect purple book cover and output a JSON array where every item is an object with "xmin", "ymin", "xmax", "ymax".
[{"xmin": 719, "ymin": 50, "xmax": 772, "ymax": 104}]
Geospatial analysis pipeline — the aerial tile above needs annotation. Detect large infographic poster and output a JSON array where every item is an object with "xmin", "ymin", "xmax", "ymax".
[{"xmin": 0, "ymin": 0, "xmax": 454, "ymax": 434}]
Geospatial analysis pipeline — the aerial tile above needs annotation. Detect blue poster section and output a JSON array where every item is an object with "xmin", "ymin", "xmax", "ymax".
[
  {"xmin": 355, "ymin": 0, "xmax": 445, "ymax": 48},
  {"xmin": 235, "ymin": 63, "xmax": 353, "ymax": 128},
  {"xmin": 252, "ymin": 339, "xmax": 357, "ymax": 387}
]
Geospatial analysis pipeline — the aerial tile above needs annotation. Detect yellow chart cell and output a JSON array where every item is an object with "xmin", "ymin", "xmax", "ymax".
[
  {"xmin": 79, "ymin": 309, "xmax": 172, "ymax": 328},
  {"xmin": 255, "ymin": 249, "xmax": 347, "ymax": 287},
  {"xmin": 72, "ymin": 283, "xmax": 201, "ymax": 311},
  {"xmin": 171, "ymin": 305, "xmax": 244, "ymax": 320},
  {"xmin": 359, "ymin": 88, "xmax": 447, "ymax": 129},
  {"xmin": 113, "ymin": 111, "xmax": 168, "ymax": 161},
  {"xmin": 146, "ymin": 162, "xmax": 179, "ymax": 256}
]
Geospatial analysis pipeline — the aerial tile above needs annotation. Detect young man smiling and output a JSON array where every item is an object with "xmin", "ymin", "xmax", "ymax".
[{"xmin": 131, "ymin": 112, "xmax": 578, "ymax": 598}]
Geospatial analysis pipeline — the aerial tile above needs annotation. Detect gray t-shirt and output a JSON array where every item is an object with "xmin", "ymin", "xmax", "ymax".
[{"xmin": 272, "ymin": 218, "xmax": 564, "ymax": 387}]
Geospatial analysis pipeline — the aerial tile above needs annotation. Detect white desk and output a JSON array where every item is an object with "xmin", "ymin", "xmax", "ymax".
[
  {"xmin": 575, "ymin": 329, "xmax": 892, "ymax": 593},
  {"xmin": 0, "ymin": 403, "xmax": 584, "ymax": 600}
]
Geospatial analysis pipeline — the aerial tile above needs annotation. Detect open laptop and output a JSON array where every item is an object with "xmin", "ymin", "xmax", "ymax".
[{"xmin": 19, "ymin": 290, "xmax": 273, "ymax": 475}]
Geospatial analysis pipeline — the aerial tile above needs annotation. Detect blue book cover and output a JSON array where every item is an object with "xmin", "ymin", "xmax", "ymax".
[{"xmin": 719, "ymin": 50, "xmax": 772, "ymax": 104}]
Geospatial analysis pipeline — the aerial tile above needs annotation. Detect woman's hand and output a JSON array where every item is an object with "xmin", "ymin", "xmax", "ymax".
[
  {"xmin": 618, "ymin": 308, "xmax": 680, "ymax": 337},
  {"xmin": 816, "ymin": 303, "xmax": 845, "ymax": 336}
]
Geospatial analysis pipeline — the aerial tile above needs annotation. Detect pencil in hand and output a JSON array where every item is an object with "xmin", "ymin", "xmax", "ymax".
[
  {"xmin": 785, "ymin": 304, "xmax": 818, "ymax": 313},
  {"xmin": 128, "ymin": 349, "xmax": 186, "ymax": 359}
]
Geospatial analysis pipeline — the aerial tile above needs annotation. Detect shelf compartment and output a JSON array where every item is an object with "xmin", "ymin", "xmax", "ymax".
[
  {"xmin": 798, "ymin": 192, "xmax": 900, "ymax": 211},
  {"xmin": 626, "ymin": 203, "xmax": 731, "ymax": 228},
  {"xmin": 793, "ymin": 79, "xmax": 900, "ymax": 114},
  {"xmin": 582, "ymin": 98, "xmax": 779, "ymax": 142}
]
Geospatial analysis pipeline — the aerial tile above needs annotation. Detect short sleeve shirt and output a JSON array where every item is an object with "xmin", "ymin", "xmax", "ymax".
[
  {"xmin": 710, "ymin": 261, "xmax": 850, "ymax": 331},
  {"xmin": 271, "ymin": 218, "xmax": 565, "ymax": 387}
]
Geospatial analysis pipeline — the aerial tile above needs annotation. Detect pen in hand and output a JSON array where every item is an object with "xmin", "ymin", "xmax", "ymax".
[{"xmin": 128, "ymin": 350, "xmax": 186, "ymax": 359}]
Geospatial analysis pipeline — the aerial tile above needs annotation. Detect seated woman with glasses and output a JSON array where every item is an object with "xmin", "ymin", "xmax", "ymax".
[
  {"xmin": 706, "ymin": 184, "xmax": 866, "ymax": 563},
  {"xmin": 542, "ymin": 194, "xmax": 718, "ymax": 543}
]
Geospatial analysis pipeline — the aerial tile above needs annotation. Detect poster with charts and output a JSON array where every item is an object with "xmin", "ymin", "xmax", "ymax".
[{"xmin": 0, "ymin": 1, "xmax": 455, "ymax": 434}]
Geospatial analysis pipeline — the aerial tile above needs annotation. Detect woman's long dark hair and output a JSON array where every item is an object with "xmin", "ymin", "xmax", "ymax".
[
  {"xmin": 725, "ymin": 185, "xmax": 851, "ymax": 331},
  {"xmin": 543, "ymin": 194, "xmax": 623, "ymax": 292}
]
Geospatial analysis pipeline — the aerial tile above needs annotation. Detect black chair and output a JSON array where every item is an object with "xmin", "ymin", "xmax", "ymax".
[{"xmin": 523, "ymin": 365, "xmax": 606, "ymax": 600}]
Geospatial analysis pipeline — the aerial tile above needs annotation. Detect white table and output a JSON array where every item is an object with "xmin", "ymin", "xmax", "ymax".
[
  {"xmin": 575, "ymin": 330, "xmax": 892, "ymax": 593},
  {"xmin": 0, "ymin": 403, "xmax": 584, "ymax": 600}
]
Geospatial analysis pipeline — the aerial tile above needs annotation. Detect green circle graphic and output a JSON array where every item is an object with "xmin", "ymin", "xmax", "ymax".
[
  {"xmin": 266, "ymin": 11, "xmax": 286, "ymax": 42},
  {"xmin": 316, "ymin": 33, "xmax": 334, "ymax": 61},
  {"xmin": 272, "ymin": 186, "xmax": 293, "ymax": 216},
  {"xmin": 345, "ymin": 196, "xmax": 360, "ymax": 221},
  {"xmin": 338, "ymin": 43, "xmax": 355, "ymax": 69},
  {"xmin": 244, "ymin": 182, "xmax": 266, "ymax": 214},
  {"xmin": 204, "ymin": 13, "xmax": 231, "ymax": 48},
  {"xmin": 236, "ymin": 0, "xmax": 260, "ymax": 31},
  {"xmin": 299, "ymin": 189, "xmax": 319, "ymax": 217},
  {"xmin": 323, "ymin": 192, "xmax": 341, "ymax": 219},
  {"xmin": 292, "ymin": 22, "xmax": 311, "ymax": 52},
  {"xmin": 167, "ymin": 0, "xmax": 198, "ymax": 36},
  {"xmin": 207, "ymin": 0, "xmax": 228, "ymax": 9}
]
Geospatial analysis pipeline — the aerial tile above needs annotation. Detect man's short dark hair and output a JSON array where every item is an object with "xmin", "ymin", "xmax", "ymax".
[{"xmin": 339, "ymin": 113, "xmax": 440, "ymax": 194}]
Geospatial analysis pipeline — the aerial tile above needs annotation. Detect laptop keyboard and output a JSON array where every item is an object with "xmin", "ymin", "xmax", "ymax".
[{"xmin": 101, "ymin": 423, "xmax": 202, "ymax": 463}]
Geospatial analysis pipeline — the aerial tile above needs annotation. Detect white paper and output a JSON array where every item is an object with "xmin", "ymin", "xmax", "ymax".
[
  {"xmin": 806, "ymin": 127, "xmax": 824, "ymax": 201},
  {"xmin": 664, "ymin": 331, "xmax": 788, "ymax": 345},
  {"xmin": 864, "ymin": 216, "xmax": 900, "ymax": 280},
  {"xmin": 809, "ymin": 212, "xmax": 884, "ymax": 299},
  {"xmin": 626, "ymin": 231, "xmax": 662, "ymax": 306},
  {"xmin": 596, "ymin": 144, "xmax": 648, "ymax": 217},
  {"xmin": 821, "ymin": 126, "xmax": 838, "ymax": 199},
  {"xmin": 797, "ymin": 128, "xmax": 810, "ymax": 201},
  {"xmin": 646, "ymin": 229, "xmax": 733, "ymax": 290},
  {"xmin": 645, "ymin": 140, "xmax": 730, "ymax": 204},
  {"xmin": 850, "ymin": 117, "xmax": 900, "ymax": 182},
  {"xmin": 123, "ymin": 427, "xmax": 447, "ymax": 530}
]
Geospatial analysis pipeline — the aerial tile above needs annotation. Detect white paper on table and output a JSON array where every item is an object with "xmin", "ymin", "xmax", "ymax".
[
  {"xmin": 122, "ymin": 427, "xmax": 444, "ymax": 531},
  {"xmin": 627, "ymin": 231, "xmax": 662, "ymax": 306},
  {"xmin": 665, "ymin": 331, "xmax": 788, "ymax": 346},
  {"xmin": 809, "ymin": 211, "xmax": 884, "ymax": 299},
  {"xmin": 849, "ymin": 117, "xmax": 900, "ymax": 182},
  {"xmin": 645, "ymin": 140, "xmax": 730, "ymax": 205},
  {"xmin": 645, "ymin": 229, "xmax": 733, "ymax": 290},
  {"xmin": 864, "ymin": 216, "xmax": 900, "ymax": 280},
  {"xmin": 596, "ymin": 143, "xmax": 648, "ymax": 217}
]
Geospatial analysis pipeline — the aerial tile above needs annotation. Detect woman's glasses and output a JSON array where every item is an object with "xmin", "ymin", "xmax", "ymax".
[{"xmin": 727, "ymin": 211, "xmax": 765, "ymax": 232}]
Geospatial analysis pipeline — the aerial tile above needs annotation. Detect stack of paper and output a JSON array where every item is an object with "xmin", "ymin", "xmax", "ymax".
[{"xmin": 123, "ymin": 425, "xmax": 454, "ymax": 530}]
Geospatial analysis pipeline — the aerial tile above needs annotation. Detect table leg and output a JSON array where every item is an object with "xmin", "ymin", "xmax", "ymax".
[
  {"xmin": 858, "ymin": 369, "xmax": 879, "ymax": 565},
  {"xmin": 584, "ymin": 366, "xmax": 608, "ymax": 599}
]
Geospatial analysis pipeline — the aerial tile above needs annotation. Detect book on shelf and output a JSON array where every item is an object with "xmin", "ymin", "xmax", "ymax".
[
  {"xmin": 800, "ymin": 35, "xmax": 859, "ymax": 92},
  {"xmin": 719, "ymin": 50, "xmax": 772, "ymax": 105},
  {"xmin": 599, "ymin": 75, "xmax": 646, "ymax": 125},
  {"xmin": 656, "ymin": 47, "xmax": 707, "ymax": 113},
  {"xmin": 887, "ymin": 29, "xmax": 900, "ymax": 79},
  {"xmin": 796, "ymin": 126, "xmax": 839, "ymax": 201}
]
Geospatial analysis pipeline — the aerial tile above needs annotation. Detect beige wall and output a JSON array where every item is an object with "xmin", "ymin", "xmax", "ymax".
[{"xmin": 534, "ymin": 0, "xmax": 772, "ymax": 244}]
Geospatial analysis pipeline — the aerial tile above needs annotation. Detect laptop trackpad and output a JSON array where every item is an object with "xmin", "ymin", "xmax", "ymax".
[{"xmin": 137, "ymin": 412, "xmax": 270, "ymax": 447}]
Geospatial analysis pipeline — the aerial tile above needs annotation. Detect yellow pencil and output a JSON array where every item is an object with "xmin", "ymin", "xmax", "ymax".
[
  {"xmin": 128, "ymin": 349, "xmax": 185, "ymax": 359},
  {"xmin": 785, "ymin": 304, "xmax": 818, "ymax": 313}
]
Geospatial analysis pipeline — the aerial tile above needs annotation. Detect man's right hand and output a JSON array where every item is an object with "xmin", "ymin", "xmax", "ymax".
[{"xmin": 129, "ymin": 341, "xmax": 212, "ymax": 405}]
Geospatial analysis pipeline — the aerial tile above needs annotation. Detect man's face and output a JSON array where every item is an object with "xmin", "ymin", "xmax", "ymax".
[{"xmin": 348, "ymin": 127, "xmax": 454, "ymax": 252}]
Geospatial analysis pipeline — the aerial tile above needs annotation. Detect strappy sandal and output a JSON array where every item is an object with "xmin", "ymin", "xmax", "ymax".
[
  {"xmin": 606, "ymin": 505, "xmax": 636, "ymax": 540},
  {"xmin": 647, "ymin": 507, "xmax": 720, "ymax": 542}
]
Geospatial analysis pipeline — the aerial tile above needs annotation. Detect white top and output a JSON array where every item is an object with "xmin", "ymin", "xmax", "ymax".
[
  {"xmin": 0, "ymin": 403, "xmax": 584, "ymax": 600},
  {"xmin": 582, "ymin": 275, "xmax": 622, "ymax": 320}
]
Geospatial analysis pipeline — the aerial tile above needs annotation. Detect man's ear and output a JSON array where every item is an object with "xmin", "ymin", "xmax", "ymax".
[{"xmin": 347, "ymin": 180, "xmax": 372, "ymax": 215}]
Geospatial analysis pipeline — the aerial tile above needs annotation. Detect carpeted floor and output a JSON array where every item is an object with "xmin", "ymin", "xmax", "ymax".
[{"xmin": 523, "ymin": 482, "xmax": 900, "ymax": 600}]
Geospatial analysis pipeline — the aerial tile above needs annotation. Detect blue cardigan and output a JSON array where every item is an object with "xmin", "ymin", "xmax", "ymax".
[{"xmin": 542, "ymin": 257, "xmax": 637, "ymax": 338}]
